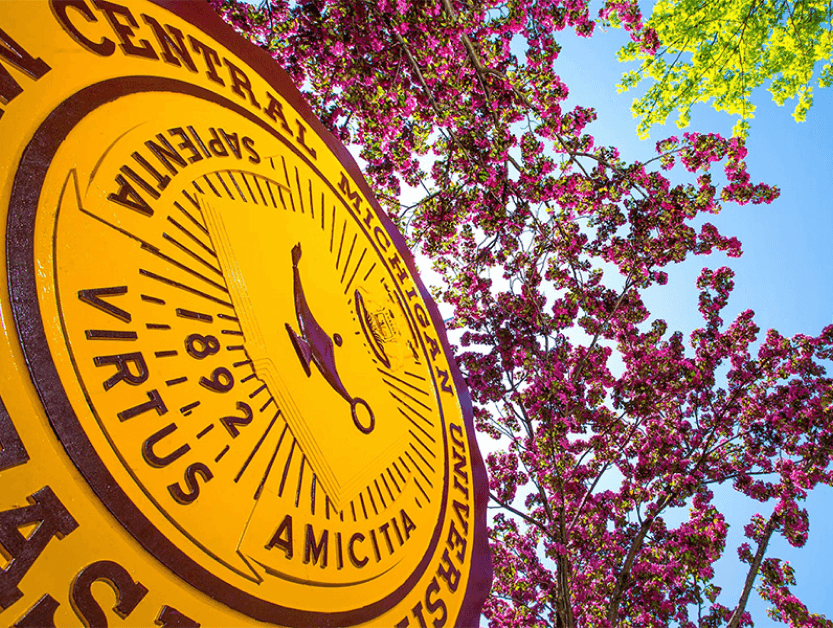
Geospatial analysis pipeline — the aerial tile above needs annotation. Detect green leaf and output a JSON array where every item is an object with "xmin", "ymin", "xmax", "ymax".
[{"xmin": 614, "ymin": 0, "xmax": 833, "ymax": 137}]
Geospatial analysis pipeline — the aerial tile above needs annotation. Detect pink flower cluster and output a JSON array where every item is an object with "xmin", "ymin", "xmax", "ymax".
[
  {"xmin": 213, "ymin": 1, "xmax": 832, "ymax": 626},
  {"xmin": 598, "ymin": 0, "xmax": 659, "ymax": 55}
]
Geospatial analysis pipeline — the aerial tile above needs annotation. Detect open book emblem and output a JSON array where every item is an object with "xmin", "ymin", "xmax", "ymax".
[{"xmin": 199, "ymin": 193, "xmax": 412, "ymax": 510}]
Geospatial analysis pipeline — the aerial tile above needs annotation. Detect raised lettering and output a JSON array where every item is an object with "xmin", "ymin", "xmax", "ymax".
[
  {"xmin": 71, "ymin": 559, "xmax": 148, "ymax": 626},
  {"xmin": 167, "ymin": 127, "xmax": 203, "ymax": 163},
  {"xmin": 155, "ymin": 605, "xmax": 201, "ymax": 627},
  {"xmin": 142, "ymin": 15, "xmax": 196, "ymax": 71},
  {"xmin": 0, "ymin": 487, "xmax": 78, "ymax": 609},
  {"xmin": 132, "ymin": 151, "xmax": 171, "ymax": 191},
  {"xmin": 436, "ymin": 548, "xmax": 460, "ymax": 593},
  {"xmin": 453, "ymin": 473, "xmax": 467, "ymax": 497},
  {"xmin": 146, "ymin": 133, "xmax": 187, "ymax": 173},
  {"xmin": 242, "ymin": 136, "xmax": 260, "ymax": 164},
  {"xmin": 452, "ymin": 499, "xmax": 470, "ymax": 534},
  {"xmin": 379, "ymin": 522, "xmax": 394, "ymax": 554},
  {"xmin": 391, "ymin": 518, "xmax": 404, "ymax": 546},
  {"xmin": 51, "ymin": 0, "xmax": 116, "ymax": 57},
  {"xmin": 436, "ymin": 367, "xmax": 453, "ymax": 395},
  {"xmin": 425, "ymin": 577, "xmax": 448, "ymax": 628},
  {"xmin": 447, "ymin": 520, "xmax": 467, "ymax": 564},
  {"xmin": 223, "ymin": 57, "xmax": 260, "ymax": 108},
  {"xmin": 143, "ymin": 423, "xmax": 190, "ymax": 468},
  {"xmin": 369, "ymin": 529, "xmax": 381, "ymax": 562},
  {"xmin": 336, "ymin": 531, "xmax": 343, "ymax": 569},
  {"xmin": 117, "ymin": 389, "xmax": 167, "ymax": 421},
  {"xmin": 452, "ymin": 448, "xmax": 468, "ymax": 487},
  {"xmin": 401, "ymin": 509, "xmax": 416, "ymax": 540},
  {"xmin": 304, "ymin": 525, "xmax": 328, "ymax": 568},
  {"xmin": 120, "ymin": 164, "xmax": 160, "ymax": 199},
  {"xmin": 0, "ymin": 24, "xmax": 51, "ymax": 114},
  {"xmin": 449, "ymin": 423, "xmax": 465, "ymax": 450},
  {"xmin": 78, "ymin": 286, "xmax": 132, "ymax": 322},
  {"xmin": 266, "ymin": 514, "xmax": 293, "ymax": 559},
  {"xmin": 348, "ymin": 532, "xmax": 367, "ymax": 568},
  {"xmin": 13, "ymin": 594, "xmax": 59, "ymax": 628},
  {"xmin": 410, "ymin": 601, "xmax": 429, "ymax": 628},
  {"xmin": 295, "ymin": 120, "xmax": 316, "ymax": 159},
  {"xmin": 263, "ymin": 92, "xmax": 293, "ymax": 134},
  {"xmin": 186, "ymin": 126, "xmax": 212, "ymax": 158},
  {"xmin": 423, "ymin": 332, "xmax": 440, "ymax": 361},
  {"xmin": 414, "ymin": 304, "xmax": 429, "ymax": 328},
  {"xmin": 108, "ymin": 173, "xmax": 153, "ymax": 216},
  {"xmin": 188, "ymin": 36, "xmax": 224, "ymax": 85},
  {"xmin": 168, "ymin": 463, "xmax": 213, "ymax": 505},
  {"xmin": 220, "ymin": 402, "xmax": 253, "ymax": 438},
  {"xmin": 94, "ymin": 352, "xmax": 148, "ymax": 390},
  {"xmin": 219, "ymin": 129, "xmax": 241, "ymax": 158},
  {"xmin": 94, "ymin": 0, "xmax": 158, "ymax": 59},
  {"xmin": 338, "ymin": 172, "xmax": 362, "ymax": 212},
  {"xmin": 374, "ymin": 226, "xmax": 390, "ymax": 251},
  {"xmin": 206, "ymin": 127, "xmax": 228, "ymax": 157}
]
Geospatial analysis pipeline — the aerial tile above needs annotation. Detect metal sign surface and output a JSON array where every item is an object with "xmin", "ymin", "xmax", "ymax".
[{"xmin": 0, "ymin": 1, "xmax": 491, "ymax": 625}]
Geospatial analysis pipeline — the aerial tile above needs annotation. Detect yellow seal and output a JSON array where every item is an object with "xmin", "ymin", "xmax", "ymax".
[{"xmin": 0, "ymin": 1, "xmax": 490, "ymax": 626}]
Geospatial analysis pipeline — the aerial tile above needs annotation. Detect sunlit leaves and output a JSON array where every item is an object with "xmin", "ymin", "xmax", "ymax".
[{"xmin": 614, "ymin": 0, "xmax": 833, "ymax": 137}]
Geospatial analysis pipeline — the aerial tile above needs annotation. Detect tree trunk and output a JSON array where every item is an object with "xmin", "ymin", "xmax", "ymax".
[{"xmin": 606, "ymin": 518, "xmax": 653, "ymax": 627}]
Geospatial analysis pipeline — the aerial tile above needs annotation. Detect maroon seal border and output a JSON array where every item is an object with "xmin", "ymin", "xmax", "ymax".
[
  {"xmin": 6, "ymin": 0, "xmax": 492, "ymax": 625},
  {"xmin": 7, "ymin": 75, "xmax": 447, "ymax": 626}
]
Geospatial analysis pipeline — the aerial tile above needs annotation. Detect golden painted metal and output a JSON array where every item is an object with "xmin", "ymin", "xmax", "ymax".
[{"xmin": 0, "ymin": 1, "xmax": 490, "ymax": 626}]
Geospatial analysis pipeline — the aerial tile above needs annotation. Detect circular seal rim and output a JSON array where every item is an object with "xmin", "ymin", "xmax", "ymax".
[
  {"xmin": 8, "ymin": 75, "xmax": 447, "ymax": 625},
  {"xmin": 5, "ymin": 1, "xmax": 493, "ymax": 625}
]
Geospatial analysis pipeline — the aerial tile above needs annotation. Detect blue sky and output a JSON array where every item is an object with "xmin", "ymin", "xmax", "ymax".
[{"xmin": 552, "ymin": 17, "xmax": 833, "ymax": 623}]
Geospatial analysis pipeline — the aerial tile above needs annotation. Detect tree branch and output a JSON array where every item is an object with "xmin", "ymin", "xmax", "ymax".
[{"xmin": 727, "ymin": 511, "xmax": 780, "ymax": 628}]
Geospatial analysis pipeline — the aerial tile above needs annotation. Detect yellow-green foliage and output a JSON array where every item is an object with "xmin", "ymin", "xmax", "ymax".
[{"xmin": 617, "ymin": 0, "xmax": 833, "ymax": 138}]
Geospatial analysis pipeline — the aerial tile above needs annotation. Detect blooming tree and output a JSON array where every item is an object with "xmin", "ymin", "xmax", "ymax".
[
  {"xmin": 211, "ymin": 1, "xmax": 833, "ymax": 626},
  {"xmin": 610, "ymin": 0, "xmax": 833, "ymax": 138}
]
